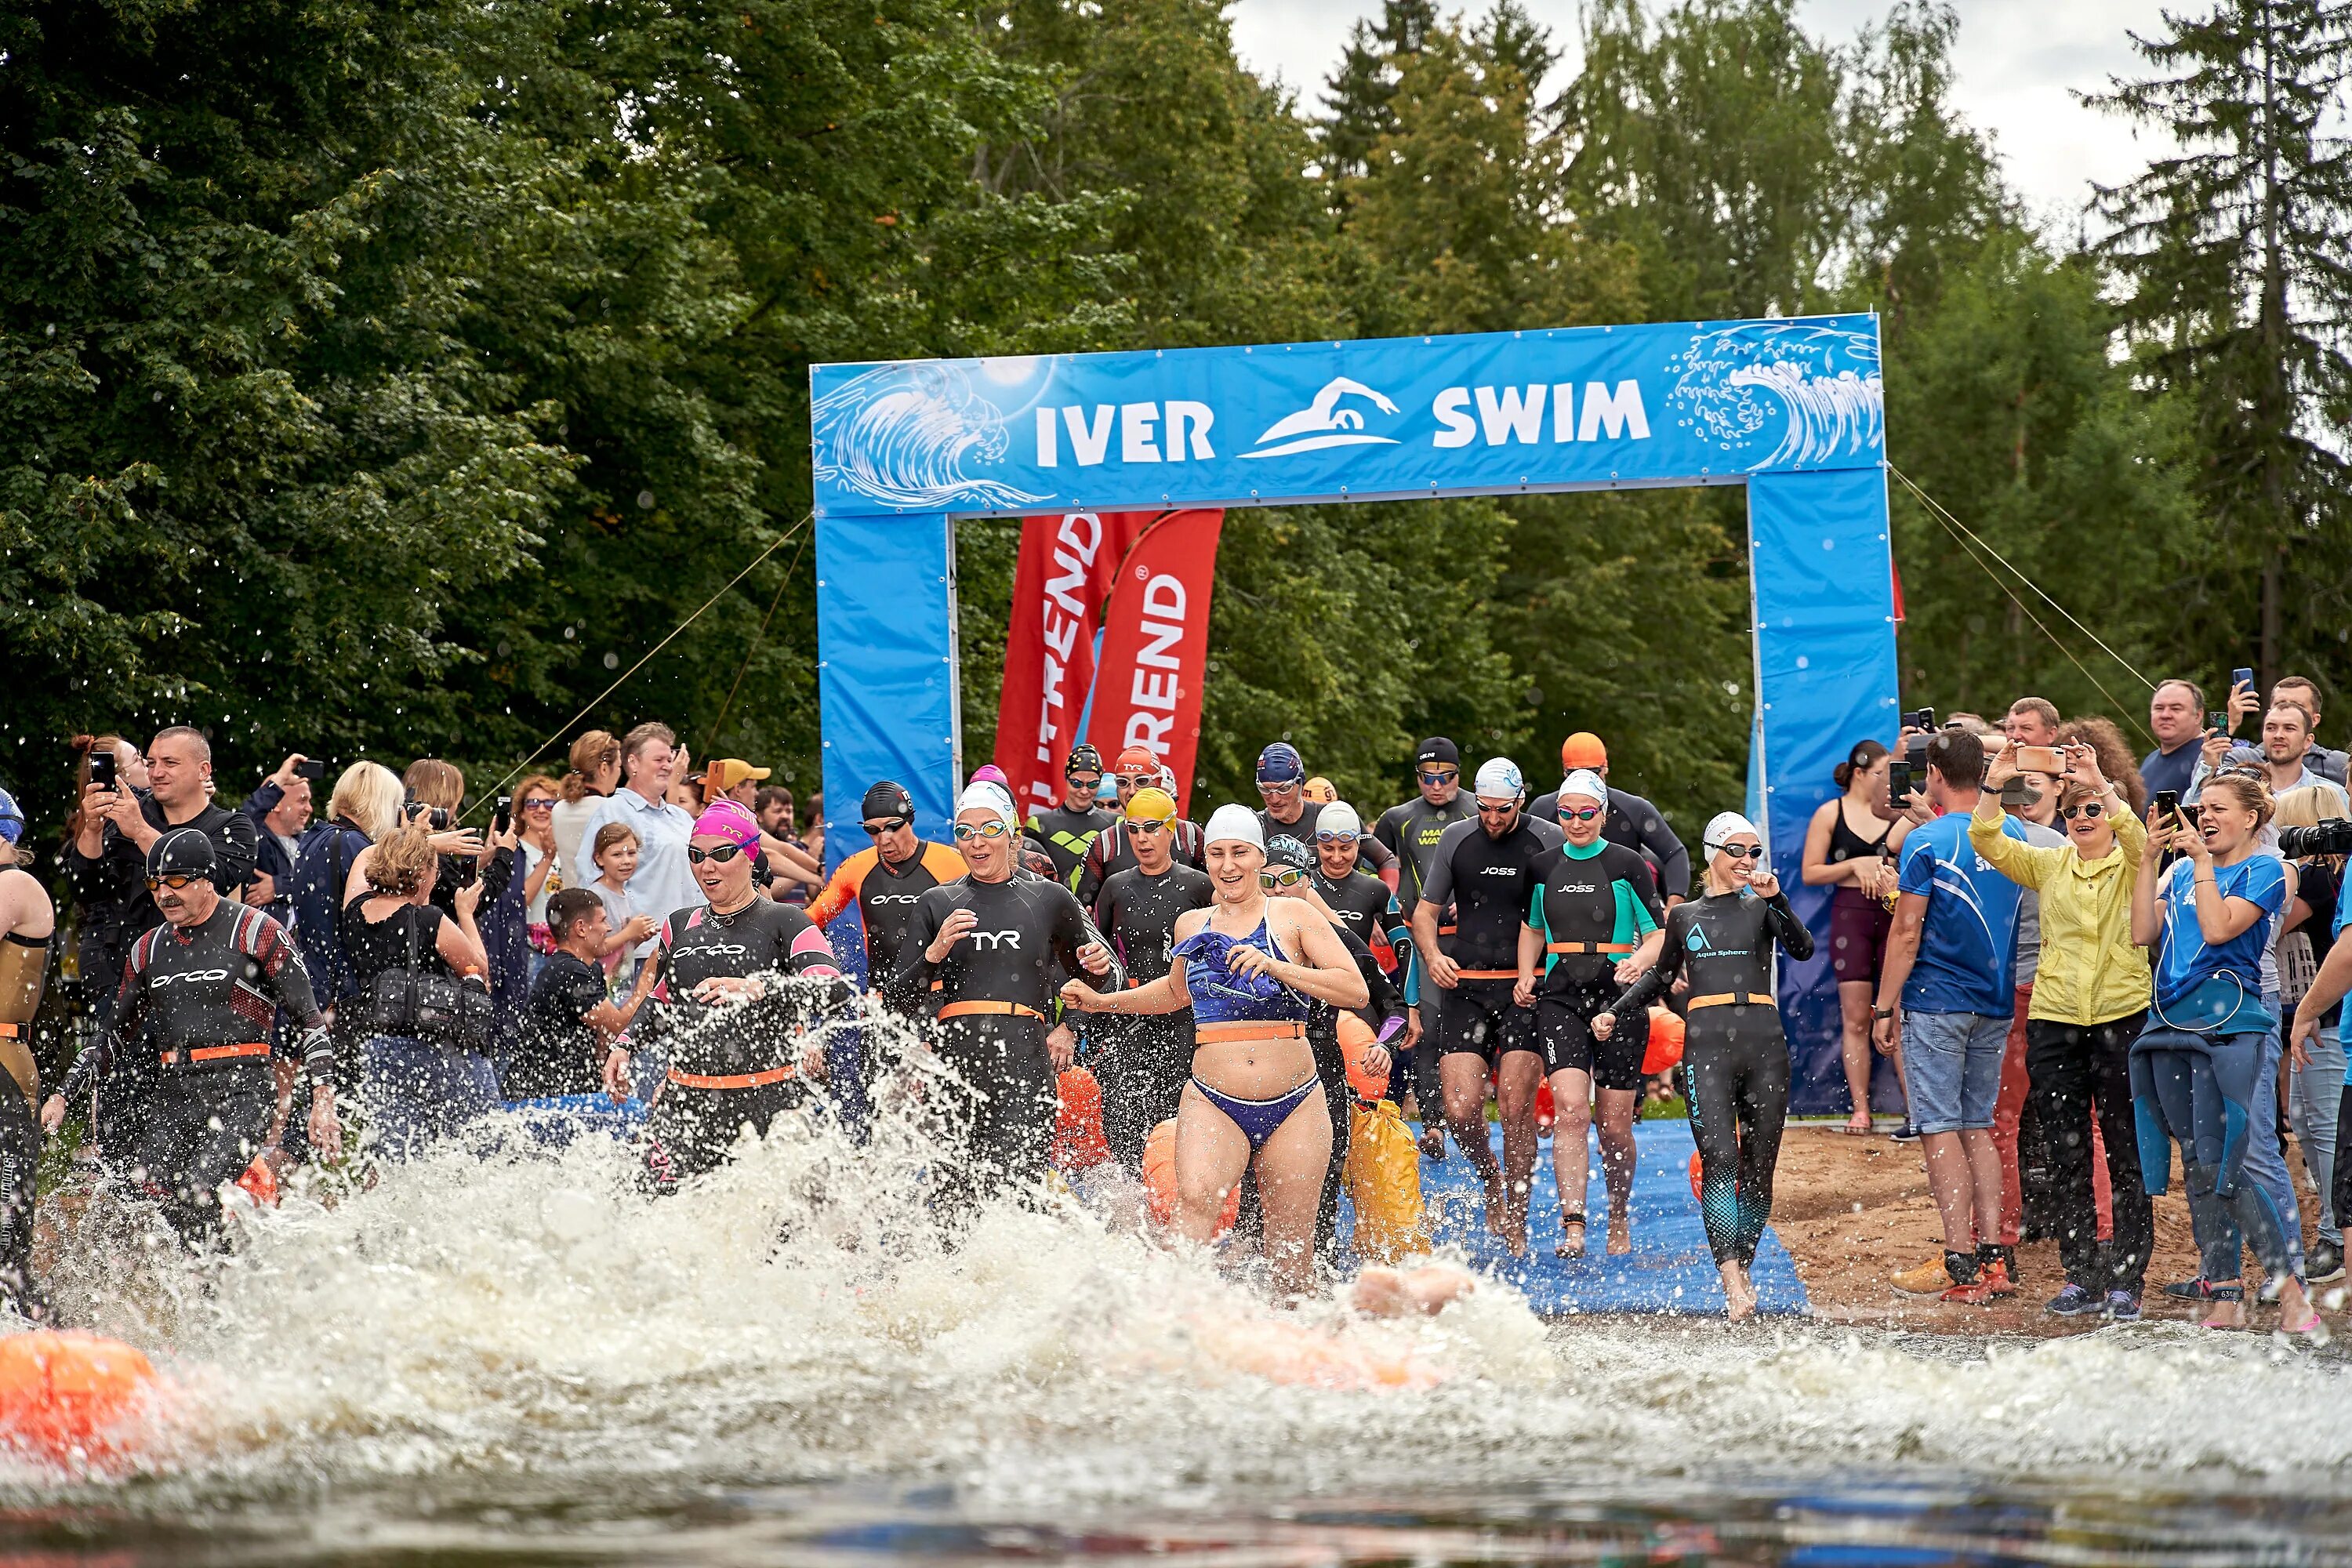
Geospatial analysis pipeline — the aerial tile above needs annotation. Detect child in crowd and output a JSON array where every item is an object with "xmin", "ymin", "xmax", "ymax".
[{"xmin": 588, "ymin": 822, "xmax": 657, "ymax": 982}]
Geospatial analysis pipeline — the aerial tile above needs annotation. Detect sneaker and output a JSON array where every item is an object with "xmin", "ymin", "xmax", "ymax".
[
  {"xmin": 2045, "ymin": 1283, "xmax": 2103, "ymax": 1317},
  {"xmin": 1940, "ymin": 1272, "xmax": 2000, "ymax": 1306},
  {"xmin": 1891, "ymin": 1120, "xmax": 1921, "ymax": 1142},
  {"xmin": 2104, "ymin": 1289, "xmax": 2143, "ymax": 1321},
  {"xmin": 1893, "ymin": 1257, "xmax": 1952, "ymax": 1294},
  {"xmin": 2161, "ymin": 1276, "xmax": 2227, "ymax": 1301},
  {"xmin": 2308, "ymin": 1241, "xmax": 2346, "ymax": 1284}
]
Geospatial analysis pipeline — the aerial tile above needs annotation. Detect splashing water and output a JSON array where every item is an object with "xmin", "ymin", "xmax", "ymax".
[{"xmin": 11, "ymin": 1004, "xmax": 2352, "ymax": 1562}]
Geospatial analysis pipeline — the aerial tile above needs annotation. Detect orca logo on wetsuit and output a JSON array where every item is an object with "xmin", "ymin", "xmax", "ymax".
[
  {"xmin": 868, "ymin": 892, "xmax": 924, "ymax": 906},
  {"xmin": 690, "ymin": 942, "xmax": 753, "ymax": 960},
  {"xmin": 968, "ymin": 930, "xmax": 1024, "ymax": 951},
  {"xmin": 152, "ymin": 968, "xmax": 233, "ymax": 986}
]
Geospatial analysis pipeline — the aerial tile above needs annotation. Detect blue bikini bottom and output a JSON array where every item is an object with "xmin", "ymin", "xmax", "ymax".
[{"xmin": 1190, "ymin": 1075, "xmax": 1319, "ymax": 1150}]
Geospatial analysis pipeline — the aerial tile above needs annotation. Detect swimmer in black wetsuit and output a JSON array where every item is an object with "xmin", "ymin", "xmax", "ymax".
[
  {"xmin": 0, "ymin": 787, "xmax": 53, "ymax": 1316},
  {"xmin": 1088, "ymin": 787, "xmax": 1212, "ymax": 1170},
  {"xmin": 1409, "ymin": 757, "xmax": 1561, "ymax": 1253},
  {"xmin": 1516, "ymin": 769, "xmax": 1666, "ymax": 1258},
  {"xmin": 604, "ymin": 800, "xmax": 850, "ymax": 1189},
  {"xmin": 1605, "ymin": 812, "xmax": 1813, "ymax": 1320},
  {"xmin": 1023, "ymin": 744, "xmax": 1114, "ymax": 888},
  {"xmin": 49, "ymin": 829, "xmax": 342, "ymax": 1245},
  {"xmin": 897, "ymin": 782, "xmax": 1123, "ymax": 1215}
]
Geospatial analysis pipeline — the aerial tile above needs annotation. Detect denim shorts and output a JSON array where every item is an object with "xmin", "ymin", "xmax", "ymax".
[{"xmin": 1904, "ymin": 1009, "xmax": 2010, "ymax": 1134}]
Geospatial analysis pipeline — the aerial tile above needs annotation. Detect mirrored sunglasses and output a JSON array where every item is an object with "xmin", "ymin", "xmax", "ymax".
[
  {"xmin": 1259, "ymin": 866, "xmax": 1306, "ymax": 888},
  {"xmin": 687, "ymin": 843, "xmax": 746, "ymax": 864}
]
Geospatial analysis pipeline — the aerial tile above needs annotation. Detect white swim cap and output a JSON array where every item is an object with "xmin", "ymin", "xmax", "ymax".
[
  {"xmin": 1558, "ymin": 769, "xmax": 1608, "ymax": 808},
  {"xmin": 1702, "ymin": 811, "xmax": 1761, "ymax": 852},
  {"xmin": 1473, "ymin": 757, "xmax": 1524, "ymax": 800},
  {"xmin": 956, "ymin": 781, "xmax": 1021, "ymax": 833},
  {"xmin": 1204, "ymin": 803, "xmax": 1265, "ymax": 850},
  {"xmin": 1319, "ymin": 800, "xmax": 1362, "ymax": 838}
]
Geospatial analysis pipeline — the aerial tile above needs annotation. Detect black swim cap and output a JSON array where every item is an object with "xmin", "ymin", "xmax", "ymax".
[
  {"xmin": 1415, "ymin": 737, "xmax": 1459, "ymax": 767},
  {"xmin": 861, "ymin": 781, "xmax": 913, "ymax": 821},
  {"xmin": 146, "ymin": 827, "xmax": 217, "ymax": 882},
  {"xmin": 1065, "ymin": 743, "xmax": 1104, "ymax": 777}
]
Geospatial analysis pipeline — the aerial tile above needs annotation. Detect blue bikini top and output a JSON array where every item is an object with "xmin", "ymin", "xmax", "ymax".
[{"xmin": 1173, "ymin": 916, "xmax": 1313, "ymax": 1026}]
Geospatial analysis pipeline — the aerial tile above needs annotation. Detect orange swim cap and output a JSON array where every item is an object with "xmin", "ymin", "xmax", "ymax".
[{"xmin": 1559, "ymin": 731, "xmax": 1608, "ymax": 771}]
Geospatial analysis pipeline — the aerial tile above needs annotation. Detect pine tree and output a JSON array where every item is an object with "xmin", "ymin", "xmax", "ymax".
[
  {"xmin": 1317, "ymin": 0, "xmax": 1442, "ymax": 191},
  {"xmin": 2091, "ymin": 0, "xmax": 2352, "ymax": 691}
]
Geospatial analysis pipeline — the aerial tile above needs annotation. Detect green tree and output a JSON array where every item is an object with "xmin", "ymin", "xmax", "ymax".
[{"xmin": 2090, "ymin": 0, "xmax": 2352, "ymax": 695}]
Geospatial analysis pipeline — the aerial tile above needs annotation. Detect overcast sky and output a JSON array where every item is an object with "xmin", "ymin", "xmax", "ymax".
[{"xmin": 1229, "ymin": 0, "xmax": 2174, "ymax": 227}]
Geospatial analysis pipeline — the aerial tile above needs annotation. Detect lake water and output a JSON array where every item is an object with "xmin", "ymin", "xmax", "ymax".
[{"xmin": 14, "ymin": 1072, "xmax": 2352, "ymax": 1566}]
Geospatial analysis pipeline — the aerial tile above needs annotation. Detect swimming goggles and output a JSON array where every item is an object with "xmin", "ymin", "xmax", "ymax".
[
  {"xmin": 953, "ymin": 821, "xmax": 1014, "ymax": 841},
  {"xmin": 1260, "ymin": 866, "xmax": 1307, "ymax": 889},
  {"xmin": 687, "ymin": 844, "xmax": 746, "ymax": 864}
]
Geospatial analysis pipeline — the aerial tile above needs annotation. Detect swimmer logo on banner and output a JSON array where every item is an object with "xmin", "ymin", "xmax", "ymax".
[{"xmin": 813, "ymin": 314, "xmax": 1896, "ymax": 1114}]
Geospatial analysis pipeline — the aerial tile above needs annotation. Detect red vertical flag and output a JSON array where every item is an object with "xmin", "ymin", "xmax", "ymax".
[
  {"xmin": 1085, "ymin": 510, "xmax": 1224, "ymax": 815},
  {"xmin": 992, "ymin": 512, "xmax": 1144, "ymax": 820}
]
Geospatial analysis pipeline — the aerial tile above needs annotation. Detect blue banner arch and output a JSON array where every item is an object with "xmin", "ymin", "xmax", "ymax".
[{"xmin": 809, "ymin": 314, "xmax": 1899, "ymax": 1113}]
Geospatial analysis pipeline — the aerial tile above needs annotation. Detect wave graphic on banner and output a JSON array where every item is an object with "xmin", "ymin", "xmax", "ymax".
[
  {"xmin": 811, "ymin": 364, "xmax": 1049, "ymax": 510},
  {"xmin": 1666, "ymin": 323, "xmax": 1883, "ymax": 472}
]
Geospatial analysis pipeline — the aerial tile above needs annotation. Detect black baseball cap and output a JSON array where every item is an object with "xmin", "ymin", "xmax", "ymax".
[{"xmin": 1415, "ymin": 737, "xmax": 1461, "ymax": 768}]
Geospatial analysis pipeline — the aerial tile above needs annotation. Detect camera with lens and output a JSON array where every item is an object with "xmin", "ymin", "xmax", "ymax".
[
  {"xmin": 403, "ymin": 794, "xmax": 452, "ymax": 832},
  {"xmin": 2279, "ymin": 819, "xmax": 2352, "ymax": 858}
]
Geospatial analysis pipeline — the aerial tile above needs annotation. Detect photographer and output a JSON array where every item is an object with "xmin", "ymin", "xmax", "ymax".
[
  {"xmin": 345, "ymin": 823, "xmax": 495, "ymax": 1161},
  {"xmin": 68, "ymin": 726, "xmax": 257, "ymax": 946},
  {"xmin": 1971, "ymin": 741, "xmax": 2154, "ymax": 1318},
  {"xmin": 2277, "ymin": 787, "xmax": 2347, "ymax": 1283},
  {"xmin": 240, "ymin": 753, "xmax": 324, "ymax": 926},
  {"xmin": 64, "ymin": 735, "xmax": 147, "ymax": 1030},
  {"xmin": 289, "ymin": 762, "xmax": 406, "ymax": 1027}
]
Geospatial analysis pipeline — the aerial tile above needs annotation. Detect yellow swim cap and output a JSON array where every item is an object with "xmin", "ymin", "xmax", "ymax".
[{"xmin": 1127, "ymin": 787, "xmax": 1179, "ymax": 825}]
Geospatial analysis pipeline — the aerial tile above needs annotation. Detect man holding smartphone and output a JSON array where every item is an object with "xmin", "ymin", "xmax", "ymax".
[
  {"xmin": 68, "ymin": 727, "xmax": 259, "ymax": 964},
  {"xmin": 240, "ymin": 754, "xmax": 325, "ymax": 926},
  {"xmin": 2139, "ymin": 680, "xmax": 2211, "ymax": 802}
]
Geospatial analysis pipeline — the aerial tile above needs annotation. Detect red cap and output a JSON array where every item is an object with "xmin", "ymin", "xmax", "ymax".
[
  {"xmin": 1115, "ymin": 746, "xmax": 1160, "ymax": 775},
  {"xmin": 1559, "ymin": 732, "xmax": 1607, "ymax": 770}
]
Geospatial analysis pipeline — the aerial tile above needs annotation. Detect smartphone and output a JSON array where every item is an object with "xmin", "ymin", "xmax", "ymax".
[
  {"xmin": 1886, "ymin": 760, "xmax": 1915, "ymax": 802},
  {"xmin": 2234, "ymin": 667, "xmax": 2256, "ymax": 694},
  {"xmin": 2153, "ymin": 789, "xmax": 2180, "ymax": 824},
  {"xmin": 87, "ymin": 750, "xmax": 117, "ymax": 792},
  {"xmin": 1902, "ymin": 707, "xmax": 1935, "ymax": 731},
  {"xmin": 2209, "ymin": 710, "xmax": 2230, "ymax": 735},
  {"xmin": 293, "ymin": 758, "xmax": 327, "ymax": 781},
  {"xmin": 492, "ymin": 795, "xmax": 514, "ymax": 836},
  {"xmin": 2014, "ymin": 744, "xmax": 2063, "ymax": 774}
]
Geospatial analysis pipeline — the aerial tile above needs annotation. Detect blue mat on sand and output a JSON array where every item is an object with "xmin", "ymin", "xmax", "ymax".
[{"xmin": 1396, "ymin": 1119, "xmax": 1809, "ymax": 1317}]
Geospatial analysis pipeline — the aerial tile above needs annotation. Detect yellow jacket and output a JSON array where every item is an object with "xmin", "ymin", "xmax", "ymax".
[{"xmin": 1968, "ymin": 796, "xmax": 2150, "ymax": 1025}]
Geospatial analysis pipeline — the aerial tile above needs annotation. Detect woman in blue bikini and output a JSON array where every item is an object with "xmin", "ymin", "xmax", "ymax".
[{"xmin": 1064, "ymin": 804, "xmax": 1369, "ymax": 1296}]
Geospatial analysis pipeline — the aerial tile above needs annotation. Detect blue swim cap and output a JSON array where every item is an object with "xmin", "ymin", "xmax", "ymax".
[
  {"xmin": 0, "ymin": 786, "xmax": 20, "ymax": 845},
  {"xmin": 1256, "ymin": 742, "xmax": 1305, "ymax": 784}
]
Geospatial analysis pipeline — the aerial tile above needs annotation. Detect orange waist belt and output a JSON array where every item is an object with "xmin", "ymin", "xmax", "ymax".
[
  {"xmin": 0, "ymin": 1022, "xmax": 24, "ymax": 1040},
  {"xmin": 160, "ymin": 1042, "xmax": 270, "ymax": 1065},
  {"xmin": 1686, "ymin": 992, "xmax": 1775, "ymax": 1011},
  {"xmin": 669, "ymin": 1064, "xmax": 795, "ymax": 1091},
  {"xmin": 1453, "ymin": 969, "xmax": 1519, "ymax": 981},
  {"xmin": 1548, "ymin": 942, "xmax": 1635, "ymax": 955},
  {"xmin": 1194, "ymin": 1020, "xmax": 1306, "ymax": 1043},
  {"xmin": 936, "ymin": 1000, "xmax": 1045, "ymax": 1022}
]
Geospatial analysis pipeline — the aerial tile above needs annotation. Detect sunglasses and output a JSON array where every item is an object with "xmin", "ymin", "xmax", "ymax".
[
  {"xmin": 1557, "ymin": 806, "xmax": 1603, "ymax": 822},
  {"xmin": 1715, "ymin": 843, "xmax": 1766, "ymax": 860},
  {"xmin": 687, "ymin": 843, "xmax": 746, "ymax": 864},
  {"xmin": 2058, "ymin": 801, "xmax": 2106, "ymax": 821},
  {"xmin": 1260, "ymin": 866, "xmax": 1307, "ymax": 889},
  {"xmin": 1124, "ymin": 816, "xmax": 1173, "ymax": 833},
  {"xmin": 862, "ymin": 817, "xmax": 909, "ymax": 836},
  {"xmin": 146, "ymin": 874, "xmax": 204, "ymax": 891},
  {"xmin": 1417, "ymin": 769, "xmax": 1460, "ymax": 786},
  {"xmin": 953, "ymin": 820, "xmax": 1013, "ymax": 841},
  {"xmin": 521, "ymin": 799, "xmax": 554, "ymax": 813}
]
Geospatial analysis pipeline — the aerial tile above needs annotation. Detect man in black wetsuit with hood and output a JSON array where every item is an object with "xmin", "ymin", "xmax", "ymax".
[
  {"xmin": 1023, "ymin": 744, "xmax": 1114, "ymax": 887},
  {"xmin": 897, "ymin": 782, "xmax": 1123, "ymax": 1214},
  {"xmin": 49, "ymin": 830, "xmax": 342, "ymax": 1243}
]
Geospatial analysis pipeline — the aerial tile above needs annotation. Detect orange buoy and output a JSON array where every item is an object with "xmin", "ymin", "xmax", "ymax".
[
  {"xmin": 1142, "ymin": 1117, "xmax": 1240, "ymax": 1236},
  {"xmin": 1642, "ymin": 1006, "xmax": 1686, "ymax": 1074},
  {"xmin": 1337, "ymin": 1014, "xmax": 1388, "ymax": 1103},
  {"xmin": 1053, "ymin": 1066, "xmax": 1111, "ymax": 1171},
  {"xmin": 0, "ymin": 1332, "xmax": 161, "ymax": 1464},
  {"xmin": 1534, "ymin": 1076, "xmax": 1555, "ymax": 1134},
  {"xmin": 1688, "ymin": 1149, "xmax": 1704, "ymax": 1203}
]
